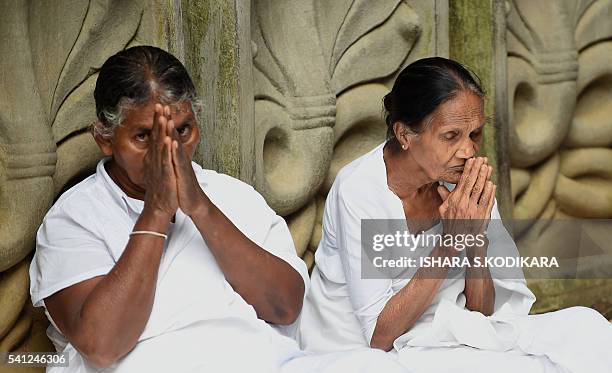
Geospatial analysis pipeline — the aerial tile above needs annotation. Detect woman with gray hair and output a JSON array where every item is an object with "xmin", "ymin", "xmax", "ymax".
[
  {"xmin": 29, "ymin": 46, "xmax": 408, "ymax": 373},
  {"xmin": 300, "ymin": 57, "xmax": 612, "ymax": 373}
]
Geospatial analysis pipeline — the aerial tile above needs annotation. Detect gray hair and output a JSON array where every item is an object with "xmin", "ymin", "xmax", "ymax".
[
  {"xmin": 92, "ymin": 93, "xmax": 203, "ymax": 139},
  {"xmin": 93, "ymin": 46, "xmax": 202, "ymax": 139}
]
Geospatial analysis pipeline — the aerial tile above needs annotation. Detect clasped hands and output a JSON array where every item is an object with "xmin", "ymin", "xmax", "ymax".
[
  {"xmin": 143, "ymin": 104, "xmax": 207, "ymax": 220},
  {"xmin": 437, "ymin": 157, "xmax": 496, "ymax": 252}
]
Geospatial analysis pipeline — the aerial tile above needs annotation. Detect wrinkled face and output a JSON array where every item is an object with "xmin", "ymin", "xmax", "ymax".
[
  {"xmin": 96, "ymin": 99, "xmax": 200, "ymax": 190},
  {"xmin": 408, "ymin": 90, "xmax": 485, "ymax": 184}
]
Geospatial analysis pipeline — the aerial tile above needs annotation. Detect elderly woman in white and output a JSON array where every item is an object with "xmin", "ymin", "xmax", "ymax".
[
  {"xmin": 29, "ymin": 46, "xmax": 408, "ymax": 373},
  {"xmin": 299, "ymin": 57, "xmax": 612, "ymax": 373}
]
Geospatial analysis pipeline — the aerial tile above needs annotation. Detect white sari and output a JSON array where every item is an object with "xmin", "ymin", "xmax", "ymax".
[{"xmin": 300, "ymin": 143, "xmax": 612, "ymax": 373}]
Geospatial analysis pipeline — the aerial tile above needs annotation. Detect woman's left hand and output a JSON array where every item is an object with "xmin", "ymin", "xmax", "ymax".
[{"xmin": 165, "ymin": 108, "xmax": 211, "ymax": 216}]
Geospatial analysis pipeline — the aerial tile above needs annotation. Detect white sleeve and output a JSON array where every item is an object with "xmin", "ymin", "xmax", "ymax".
[
  {"xmin": 487, "ymin": 199, "xmax": 536, "ymax": 317},
  {"xmin": 196, "ymin": 168, "xmax": 310, "ymax": 294},
  {"xmin": 260, "ymin": 212, "xmax": 310, "ymax": 298},
  {"xmin": 234, "ymin": 185, "xmax": 310, "ymax": 339},
  {"xmin": 260, "ymin": 211, "xmax": 312, "ymax": 339},
  {"xmin": 29, "ymin": 205, "xmax": 115, "ymax": 308},
  {"xmin": 335, "ymin": 188, "xmax": 394, "ymax": 344}
]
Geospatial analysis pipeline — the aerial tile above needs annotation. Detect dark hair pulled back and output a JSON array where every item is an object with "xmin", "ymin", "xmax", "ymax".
[{"xmin": 383, "ymin": 57, "xmax": 484, "ymax": 141}]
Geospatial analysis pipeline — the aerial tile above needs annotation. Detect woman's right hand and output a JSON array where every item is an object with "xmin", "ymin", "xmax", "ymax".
[
  {"xmin": 437, "ymin": 157, "xmax": 496, "ymax": 239},
  {"xmin": 142, "ymin": 104, "xmax": 179, "ymax": 219}
]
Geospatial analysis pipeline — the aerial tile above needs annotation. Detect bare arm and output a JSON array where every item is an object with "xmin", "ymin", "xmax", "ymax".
[
  {"xmin": 370, "ymin": 241, "xmax": 495, "ymax": 351},
  {"xmin": 464, "ymin": 239, "xmax": 495, "ymax": 315},
  {"xmin": 370, "ymin": 245, "xmax": 457, "ymax": 351},
  {"xmin": 442, "ymin": 157, "xmax": 497, "ymax": 316},
  {"xmin": 45, "ymin": 104, "xmax": 178, "ymax": 368},
  {"xmin": 45, "ymin": 210, "xmax": 170, "ymax": 368}
]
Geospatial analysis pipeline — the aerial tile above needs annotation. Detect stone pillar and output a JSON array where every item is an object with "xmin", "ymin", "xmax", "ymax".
[
  {"xmin": 179, "ymin": 0, "xmax": 255, "ymax": 184},
  {"xmin": 449, "ymin": 0, "xmax": 511, "ymax": 219}
]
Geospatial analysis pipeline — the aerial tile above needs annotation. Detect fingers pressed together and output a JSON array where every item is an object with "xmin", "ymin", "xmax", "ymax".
[
  {"xmin": 153, "ymin": 103, "xmax": 185, "ymax": 171},
  {"xmin": 439, "ymin": 157, "xmax": 497, "ymax": 234}
]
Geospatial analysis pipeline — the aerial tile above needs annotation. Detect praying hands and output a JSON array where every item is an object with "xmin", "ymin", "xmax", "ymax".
[
  {"xmin": 145, "ymin": 104, "xmax": 304, "ymax": 325},
  {"xmin": 437, "ymin": 156, "xmax": 496, "ymax": 242},
  {"xmin": 437, "ymin": 156, "xmax": 496, "ymax": 315},
  {"xmin": 143, "ymin": 103, "xmax": 209, "ymax": 219}
]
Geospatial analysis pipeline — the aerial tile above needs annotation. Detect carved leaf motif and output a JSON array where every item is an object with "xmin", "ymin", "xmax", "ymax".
[
  {"xmin": 252, "ymin": 0, "xmax": 330, "ymax": 99},
  {"xmin": 52, "ymin": 74, "xmax": 98, "ymax": 143},
  {"xmin": 315, "ymin": 0, "xmax": 401, "ymax": 76},
  {"xmin": 507, "ymin": 0, "xmax": 578, "ymax": 167},
  {"xmin": 252, "ymin": 17, "xmax": 287, "ymax": 104},
  {"xmin": 555, "ymin": 0, "xmax": 612, "ymax": 218},
  {"xmin": 508, "ymin": 0, "xmax": 578, "ymax": 54},
  {"xmin": 48, "ymin": 0, "xmax": 144, "ymax": 142},
  {"xmin": 253, "ymin": 0, "xmax": 422, "ymax": 99},
  {"xmin": 251, "ymin": 0, "xmax": 430, "ymax": 262},
  {"xmin": 27, "ymin": 0, "xmax": 89, "ymax": 122},
  {"xmin": 509, "ymin": 0, "xmax": 612, "ymax": 222},
  {"xmin": 565, "ymin": 42, "xmax": 612, "ymax": 148},
  {"xmin": 574, "ymin": 0, "xmax": 610, "ymax": 50},
  {"xmin": 331, "ymin": 2, "xmax": 421, "ymax": 94}
]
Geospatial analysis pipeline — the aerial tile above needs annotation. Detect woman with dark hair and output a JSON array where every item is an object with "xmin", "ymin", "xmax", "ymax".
[
  {"xmin": 28, "ymin": 46, "xmax": 408, "ymax": 373},
  {"xmin": 300, "ymin": 57, "xmax": 612, "ymax": 372}
]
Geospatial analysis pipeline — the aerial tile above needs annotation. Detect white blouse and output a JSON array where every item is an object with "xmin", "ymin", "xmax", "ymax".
[
  {"xmin": 300, "ymin": 143, "xmax": 536, "ymax": 353},
  {"xmin": 29, "ymin": 158, "xmax": 309, "ymax": 372}
]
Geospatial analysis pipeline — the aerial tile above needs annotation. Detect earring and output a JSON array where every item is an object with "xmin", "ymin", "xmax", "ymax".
[{"xmin": 401, "ymin": 144, "xmax": 407, "ymax": 150}]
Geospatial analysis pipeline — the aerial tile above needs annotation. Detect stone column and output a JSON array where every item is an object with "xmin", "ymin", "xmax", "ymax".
[
  {"xmin": 449, "ymin": 0, "xmax": 511, "ymax": 219},
  {"xmin": 179, "ymin": 0, "xmax": 255, "ymax": 184}
]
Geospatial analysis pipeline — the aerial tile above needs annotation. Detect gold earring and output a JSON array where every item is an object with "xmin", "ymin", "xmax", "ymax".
[{"xmin": 402, "ymin": 144, "xmax": 407, "ymax": 150}]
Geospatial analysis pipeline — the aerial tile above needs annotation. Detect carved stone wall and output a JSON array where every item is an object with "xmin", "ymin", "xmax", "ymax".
[
  {"xmin": 0, "ymin": 0, "xmax": 177, "ymax": 356},
  {"xmin": 507, "ymin": 0, "xmax": 612, "ymax": 315},
  {"xmin": 4, "ymin": 0, "xmax": 607, "ymax": 360},
  {"xmin": 252, "ymin": 0, "xmax": 448, "ymax": 269}
]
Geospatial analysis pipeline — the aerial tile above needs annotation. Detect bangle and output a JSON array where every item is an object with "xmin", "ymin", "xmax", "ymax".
[{"xmin": 130, "ymin": 230, "xmax": 168, "ymax": 239}]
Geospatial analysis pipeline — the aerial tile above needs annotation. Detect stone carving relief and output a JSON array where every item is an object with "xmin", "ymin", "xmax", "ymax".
[
  {"xmin": 251, "ymin": 0, "xmax": 440, "ymax": 269},
  {"xmin": 507, "ymin": 0, "xmax": 612, "ymax": 312},
  {"xmin": 0, "ymin": 0, "xmax": 157, "ymax": 353},
  {"xmin": 508, "ymin": 0, "xmax": 612, "ymax": 220}
]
